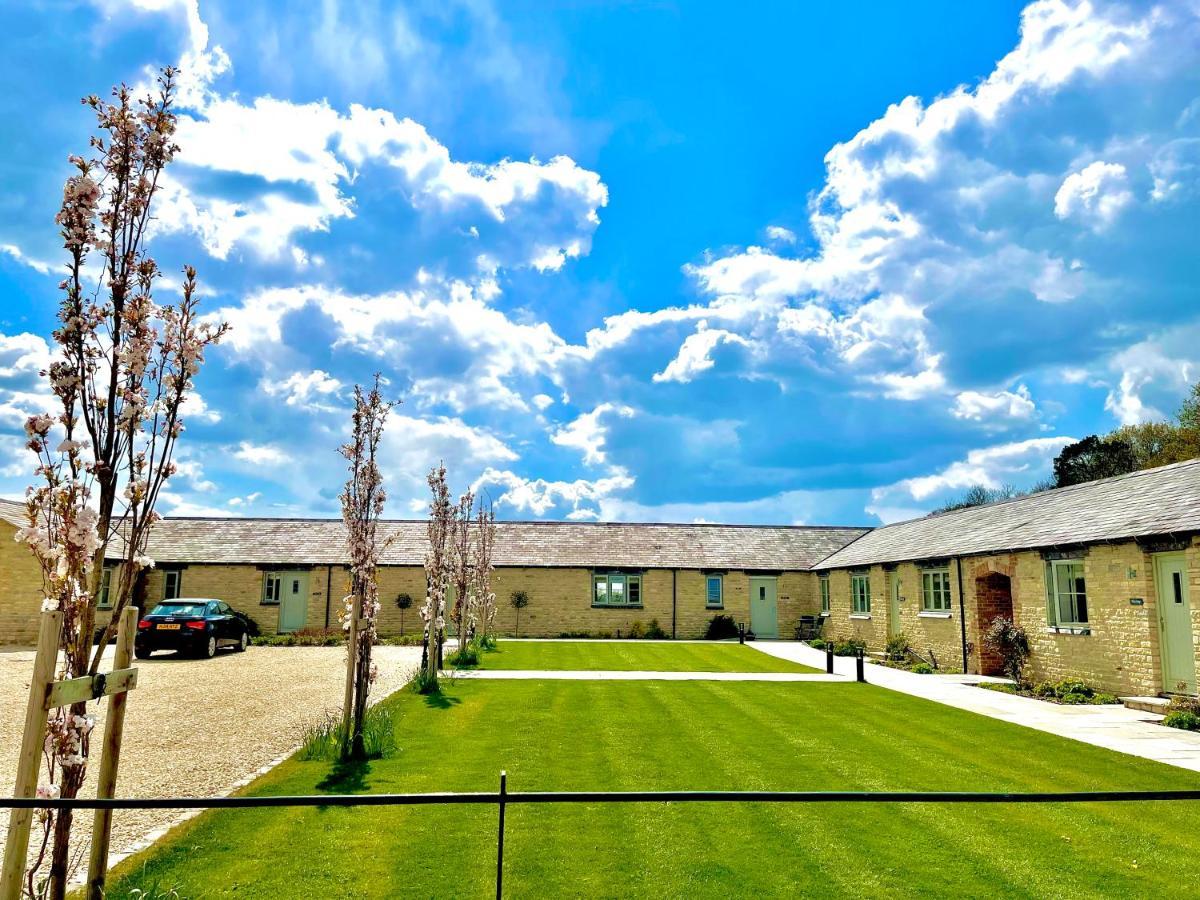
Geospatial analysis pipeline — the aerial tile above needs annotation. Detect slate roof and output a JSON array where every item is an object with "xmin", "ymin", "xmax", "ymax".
[
  {"xmin": 0, "ymin": 498, "xmax": 867, "ymax": 570},
  {"xmin": 814, "ymin": 458, "xmax": 1200, "ymax": 570}
]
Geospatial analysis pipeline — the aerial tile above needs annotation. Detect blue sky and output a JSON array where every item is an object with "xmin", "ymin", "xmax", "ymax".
[{"xmin": 0, "ymin": 0, "xmax": 1197, "ymax": 525}]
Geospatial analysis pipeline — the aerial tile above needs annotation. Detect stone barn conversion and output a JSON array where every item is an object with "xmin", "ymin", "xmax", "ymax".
[
  {"xmin": 814, "ymin": 459, "xmax": 1200, "ymax": 697},
  {"xmin": 2, "ymin": 458, "xmax": 1198, "ymax": 697}
]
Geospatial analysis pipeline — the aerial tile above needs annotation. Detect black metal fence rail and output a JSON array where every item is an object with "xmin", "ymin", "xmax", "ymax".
[{"xmin": 6, "ymin": 778, "xmax": 1200, "ymax": 899}]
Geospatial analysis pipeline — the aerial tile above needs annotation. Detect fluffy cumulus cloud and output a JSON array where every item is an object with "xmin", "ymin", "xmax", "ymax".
[
  {"xmin": 951, "ymin": 384, "xmax": 1037, "ymax": 425},
  {"xmin": 1054, "ymin": 161, "xmax": 1133, "ymax": 230},
  {"xmin": 550, "ymin": 403, "xmax": 634, "ymax": 465},
  {"xmin": 591, "ymin": 0, "xmax": 1200, "ymax": 420},
  {"xmin": 147, "ymin": 19, "xmax": 606, "ymax": 273},
  {"xmin": 867, "ymin": 436, "xmax": 1073, "ymax": 523}
]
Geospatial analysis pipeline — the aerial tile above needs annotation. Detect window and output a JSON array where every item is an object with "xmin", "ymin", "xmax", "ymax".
[
  {"xmin": 262, "ymin": 573, "xmax": 282, "ymax": 605},
  {"xmin": 97, "ymin": 566, "xmax": 113, "ymax": 609},
  {"xmin": 1047, "ymin": 559, "xmax": 1088, "ymax": 627},
  {"xmin": 921, "ymin": 568, "xmax": 952, "ymax": 612},
  {"xmin": 851, "ymin": 572, "xmax": 871, "ymax": 614},
  {"xmin": 819, "ymin": 575, "xmax": 830, "ymax": 614},
  {"xmin": 706, "ymin": 575, "xmax": 723, "ymax": 608},
  {"xmin": 593, "ymin": 573, "xmax": 642, "ymax": 607},
  {"xmin": 163, "ymin": 569, "xmax": 182, "ymax": 601}
]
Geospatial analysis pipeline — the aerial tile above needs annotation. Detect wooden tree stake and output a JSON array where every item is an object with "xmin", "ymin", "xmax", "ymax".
[
  {"xmin": 1, "ymin": 611, "xmax": 63, "ymax": 900},
  {"xmin": 85, "ymin": 606, "xmax": 137, "ymax": 899}
]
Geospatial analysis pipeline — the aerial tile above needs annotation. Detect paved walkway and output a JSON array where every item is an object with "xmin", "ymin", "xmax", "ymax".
[
  {"xmin": 453, "ymin": 669, "xmax": 844, "ymax": 682},
  {"xmin": 749, "ymin": 641, "xmax": 1200, "ymax": 773}
]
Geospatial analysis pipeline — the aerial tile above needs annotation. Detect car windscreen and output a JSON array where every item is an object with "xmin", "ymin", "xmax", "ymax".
[{"xmin": 149, "ymin": 603, "xmax": 208, "ymax": 617}]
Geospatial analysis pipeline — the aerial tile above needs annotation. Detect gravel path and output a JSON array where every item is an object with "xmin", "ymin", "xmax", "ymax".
[{"xmin": 0, "ymin": 643, "xmax": 421, "ymax": 881}]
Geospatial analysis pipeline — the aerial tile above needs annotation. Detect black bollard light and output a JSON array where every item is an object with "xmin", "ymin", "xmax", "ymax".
[
  {"xmin": 826, "ymin": 644, "xmax": 834, "ymax": 674},
  {"xmin": 856, "ymin": 647, "xmax": 866, "ymax": 683}
]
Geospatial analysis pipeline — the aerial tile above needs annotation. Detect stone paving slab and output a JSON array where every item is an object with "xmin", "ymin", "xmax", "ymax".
[{"xmin": 748, "ymin": 641, "xmax": 1200, "ymax": 773}]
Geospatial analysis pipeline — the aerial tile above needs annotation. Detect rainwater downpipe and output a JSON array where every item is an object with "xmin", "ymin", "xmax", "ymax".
[{"xmin": 955, "ymin": 557, "xmax": 969, "ymax": 673}]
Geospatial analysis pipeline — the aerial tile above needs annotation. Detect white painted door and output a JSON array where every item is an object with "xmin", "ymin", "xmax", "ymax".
[
  {"xmin": 1156, "ymin": 553, "xmax": 1196, "ymax": 695},
  {"xmin": 749, "ymin": 577, "xmax": 778, "ymax": 638},
  {"xmin": 278, "ymin": 570, "xmax": 309, "ymax": 633}
]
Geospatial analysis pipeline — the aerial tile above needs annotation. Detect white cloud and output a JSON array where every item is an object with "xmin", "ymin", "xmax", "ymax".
[
  {"xmin": 262, "ymin": 370, "xmax": 344, "ymax": 410},
  {"xmin": 1054, "ymin": 161, "xmax": 1133, "ymax": 230},
  {"xmin": 652, "ymin": 323, "xmax": 751, "ymax": 384},
  {"xmin": 550, "ymin": 403, "xmax": 634, "ymax": 466},
  {"xmin": 0, "ymin": 333, "xmax": 51, "ymax": 379},
  {"xmin": 231, "ymin": 442, "xmax": 291, "ymax": 465},
  {"xmin": 531, "ymin": 393, "xmax": 554, "ymax": 411},
  {"xmin": 0, "ymin": 243, "xmax": 52, "ymax": 275},
  {"xmin": 1103, "ymin": 325, "xmax": 1198, "ymax": 425},
  {"xmin": 181, "ymin": 389, "xmax": 221, "ymax": 424},
  {"xmin": 867, "ymin": 436, "xmax": 1073, "ymax": 522},
  {"xmin": 951, "ymin": 385, "xmax": 1037, "ymax": 425},
  {"xmin": 474, "ymin": 466, "xmax": 634, "ymax": 519},
  {"xmin": 227, "ymin": 491, "xmax": 262, "ymax": 507},
  {"xmin": 765, "ymin": 225, "xmax": 796, "ymax": 244}
]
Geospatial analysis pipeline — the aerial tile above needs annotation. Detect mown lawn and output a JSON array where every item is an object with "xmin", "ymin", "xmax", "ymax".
[
  {"xmin": 102, "ymin": 679, "xmax": 1200, "ymax": 898},
  {"xmin": 469, "ymin": 640, "xmax": 819, "ymax": 672}
]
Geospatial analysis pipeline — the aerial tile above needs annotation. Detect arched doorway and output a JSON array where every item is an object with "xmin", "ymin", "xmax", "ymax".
[{"xmin": 975, "ymin": 572, "xmax": 1014, "ymax": 676}]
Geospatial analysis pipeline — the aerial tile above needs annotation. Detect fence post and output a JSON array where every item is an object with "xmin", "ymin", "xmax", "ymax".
[
  {"xmin": 86, "ymin": 607, "xmax": 137, "ymax": 899},
  {"xmin": 1, "ymin": 610, "xmax": 62, "ymax": 900},
  {"xmin": 495, "ymin": 770, "xmax": 507, "ymax": 900},
  {"xmin": 825, "ymin": 645, "xmax": 834, "ymax": 674},
  {"xmin": 856, "ymin": 648, "xmax": 866, "ymax": 683}
]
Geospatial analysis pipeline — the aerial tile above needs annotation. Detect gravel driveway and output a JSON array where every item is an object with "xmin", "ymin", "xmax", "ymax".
[{"xmin": 0, "ymin": 643, "xmax": 421, "ymax": 880}]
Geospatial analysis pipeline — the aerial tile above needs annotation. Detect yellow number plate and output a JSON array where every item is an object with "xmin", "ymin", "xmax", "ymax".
[{"xmin": 157, "ymin": 623, "xmax": 181, "ymax": 630}]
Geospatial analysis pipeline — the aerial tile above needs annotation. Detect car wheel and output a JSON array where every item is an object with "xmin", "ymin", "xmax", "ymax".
[
  {"xmin": 135, "ymin": 646, "xmax": 152, "ymax": 660},
  {"xmin": 236, "ymin": 631, "xmax": 249, "ymax": 652},
  {"xmin": 203, "ymin": 636, "xmax": 217, "ymax": 659}
]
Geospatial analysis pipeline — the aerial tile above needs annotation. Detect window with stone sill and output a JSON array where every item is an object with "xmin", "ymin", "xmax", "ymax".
[
  {"xmin": 706, "ymin": 575, "xmax": 723, "ymax": 608},
  {"xmin": 819, "ymin": 574, "xmax": 830, "ymax": 615},
  {"xmin": 1046, "ymin": 559, "xmax": 1088, "ymax": 629},
  {"xmin": 920, "ymin": 568, "xmax": 952, "ymax": 612},
  {"xmin": 851, "ymin": 572, "xmax": 871, "ymax": 614},
  {"xmin": 593, "ymin": 573, "xmax": 642, "ymax": 607}
]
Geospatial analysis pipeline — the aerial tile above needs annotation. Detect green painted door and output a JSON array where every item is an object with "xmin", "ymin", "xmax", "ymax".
[
  {"xmin": 749, "ymin": 577, "xmax": 778, "ymax": 638},
  {"xmin": 1156, "ymin": 553, "xmax": 1196, "ymax": 695},
  {"xmin": 278, "ymin": 571, "xmax": 309, "ymax": 633},
  {"xmin": 889, "ymin": 576, "xmax": 902, "ymax": 639}
]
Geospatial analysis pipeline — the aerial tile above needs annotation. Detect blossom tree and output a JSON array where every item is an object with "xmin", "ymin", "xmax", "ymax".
[
  {"xmin": 471, "ymin": 498, "xmax": 497, "ymax": 643},
  {"xmin": 15, "ymin": 68, "xmax": 228, "ymax": 898},
  {"xmin": 448, "ymin": 488, "xmax": 474, "ymax": 654},
  {"xmin": 338, "ymin": 375, "xmax": 394, "ymax": 760},
  {"xmin": 421, "ymin": 463, "xmax": 453, "ymax": 689}
]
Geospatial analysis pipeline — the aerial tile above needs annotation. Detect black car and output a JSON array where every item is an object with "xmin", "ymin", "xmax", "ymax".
[{"xmin": 135, "ymin": 599, "xmax": 250, "ymax": 659}]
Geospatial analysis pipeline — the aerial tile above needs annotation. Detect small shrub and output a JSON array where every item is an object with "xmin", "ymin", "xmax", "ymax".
[
  {"xmin": 704, "ymin": 614, "xmax": 739, "ymax": 640},
  {"xmin": 885, "ymin": 632, "xmax": 911, "ymax": 662},
  {"xmin": 809, "ymin": 637, "xmax": 826, "ymax": 650},
  {"xmin": 1164, "ymin": 710, "xmax": 1200, "ymax": 731},
  {"xmin": 252, "ymin": 627, "xmax": 343, "ymax": 647},
  {"xmin": 983, "ymin": 616, "xmax": 1030, "ymax": 685},
  {"xmin": 478, "ymin": 634, "xmax": 498, "ymax": 651},
  {"xmin": 644, "ymin": 618, "xmax": 668, "ymax": 639},
  {"xmin": 628, "ymin": 620, "xmax": 646, "ymax": 639},
  {"xmin": 510, "ymin": 590, "xmax": 530, "ymax": 637},
  {"xmin": 832, "ymin": 638, "xmax": 867, "ymax": 657},
  {"xmin": 910, "ymin": 662, "xmax": 934, "ymax": 675},
  {"xmin": 1167, "ymin": 694, "xmax": 1200, "ymax": 716}
]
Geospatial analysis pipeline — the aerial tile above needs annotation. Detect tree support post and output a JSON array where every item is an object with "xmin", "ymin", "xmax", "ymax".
[
  {"xmin": 86, "ymin": 607, "xmax": 137, "ymax": 899},
  {"xmin": 495, "ymin": 770, "xmax": 507, "ymax": 900},
  {"xmin": 341, "ymin": 591, "xmax": 362, "ymax": 757},
  {"xmin": 1, "ymin": 611, "xmax": 62, "ymax": 900}
]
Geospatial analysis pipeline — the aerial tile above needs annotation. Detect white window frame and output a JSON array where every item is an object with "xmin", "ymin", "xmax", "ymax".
[
  {"xmin": 262, "ymin": 572, "xmax": 282, "ymax": 605},
  {"xmin": 593, "ymin": 573, "xmax": 642, "ymax": 608},
  {"xmin": 851, "ymin": 572, "xmax": 871, "ymax": 614},
  {"xmin": 705, "ymin": 575, "xmax": 724, "ymax": 609},
  {"xmin": 819, "ymin": 575, "xmax": 830, "ymax": 615},
  {"xmin": 1047, "ymin": 558, "xmax": 1088, "ymax": 628},
  {"xmin": 920, "ymin": 568, "xmax": 952, "ymax": 612},
  {"xmin": 163, "ymin": 569, "xmax": 182, "ymax": 601}
]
